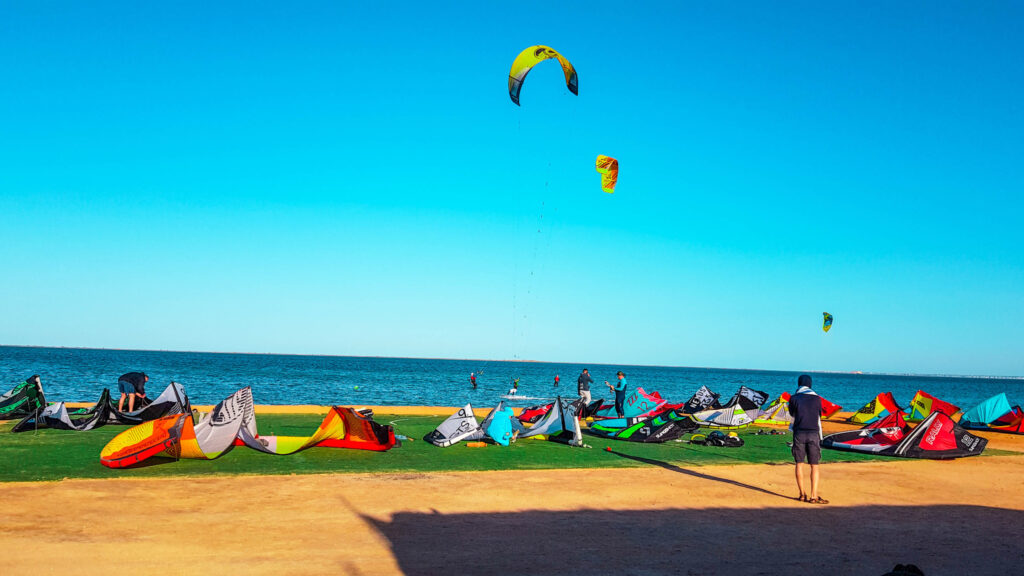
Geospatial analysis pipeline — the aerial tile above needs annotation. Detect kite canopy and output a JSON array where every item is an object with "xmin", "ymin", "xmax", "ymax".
[
  {"xmin": 518, "ymin": 402, "xmax": 554, "ymax": 424},
  {"xmin": 517, "ymin": 397, "xmax": 584, "ymax": 445},
  {"xmin": 101, "ymin": 387, "xmax": 255, "ymax": 468},
  {"xmin": 959, "ymin": 393, "xmax": 1024, "ymax": 434},
  {"xmin": 595, "ymin": 155, "xmax": 619, "ymax": 193},
  {"xmin": 682, "ymin": 385, "xmax": 721, "ymax": 414},
  {"xmin": 691, "ymin": 386, "xmax": 768, "ymax": 428},
  {"xmin": 100, "ymin": 388, "xmax": 395, "ymax": 468},
  {"xmin": 755, "ymin": 396, "xmax": 792, "ymax": 426},
  {"xmin": 103, "ymin": 381, "xmax": 190, "ymax": 426},
  {"xmin": 848, "ymin": 392, "xmax": 901, "ymax": 425},
  {"xmin": 0, "ymin": 375, "xmax": 46, "ymax": 419},
  {"xmin": 823, "ymin": 412, "xmax": 987, "ymax": 459},
  {"xmin": 424, "ymin": 403, "xmax": 483, "ymax": 447},
  {"xmin": 580, "ymin": 398, "xmax": 605, "ymax": 419},
  {"xmin": 755, "ymin": 391, "xmax": 843, "ymax": 426},
  {"xmin": 906, "ymin": 390, "xmax": 960, "ymax": 422},
  {"xmin": 14, "ymin": 384, "xmax": 189, "ymax": 432},
  {"xmin": 588, "ymin": 410, "xmax": 698, "ymax": 443},
  {"xmin": 508, "ymin": 45, "xmax": 578, "ymax": 106},
  {"xmin": 14, "ymin": 397, "xmax": 110, "ymax": 433},
  {"xmin": 594, "ymin": 387, "xmax": 665, "ymax": 420},
  {"xmin": 238, "ymin": 405, "xmax": 395, "ymax": 455},
  {"xmin": 823, "ymin": 312, "xmax": 834, "ymax": 332}
]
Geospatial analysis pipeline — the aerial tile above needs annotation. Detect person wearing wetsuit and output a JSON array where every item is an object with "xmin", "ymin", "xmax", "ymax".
[
  {"xmin": 789, "ymin": 374, "xmax": 827, "ymax": 504},
  {"xmin": 606, "ymin": 371, "xmax": 627, "ymax": 418},
  {"xmin": 117, "ymin": 372, "xmax": 148, "ymax": 413},
  {"xmin": 470, "ymin": 373, "xmax": 477, "ymax": 389}
]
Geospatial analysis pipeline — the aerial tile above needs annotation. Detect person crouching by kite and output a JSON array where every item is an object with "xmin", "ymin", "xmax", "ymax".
[
  {"xmin": 606, "ymin": 371, "xmax": 628, "ymax": 418},
  {"xmin": 789, "ymin": 374, "xmax": 828, "ymax": 504},
  {"xmin": 117, "ymin": 372, "xmax": 148, "ymax": 413}
]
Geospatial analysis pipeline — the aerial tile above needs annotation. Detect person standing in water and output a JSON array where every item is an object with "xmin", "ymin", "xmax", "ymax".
[
  {"xmin": 606, "ymin": 371, "xmax": 627, "ymax": 418},
  {"xmin": 789, "ymin": 374, "xmax": 827, "ymax": 504},
  {"xmin": 577, "ymin": 368, "xmax": 593, "ymax": 404},
  {"xmin": 470, "ymin": 372, "xmax": 477, "ymax": 389},
  {"xmin": 508, "ymin": 377, "xmax": 520, "ymax": 396},
  {"xmin": 553, "ymin": 374, "xmax": 560, "ymax": 387}
]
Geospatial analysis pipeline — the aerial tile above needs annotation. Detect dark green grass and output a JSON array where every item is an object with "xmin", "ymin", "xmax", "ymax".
[{"xmin": 0, "ymin": 414, "xmax": 1012, "ymax": 483}]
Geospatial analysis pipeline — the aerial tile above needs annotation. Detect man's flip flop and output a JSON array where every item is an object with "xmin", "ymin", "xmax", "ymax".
[{"xmin": 808, "ymin": 497, "xmax": 829, "ymax": 504}]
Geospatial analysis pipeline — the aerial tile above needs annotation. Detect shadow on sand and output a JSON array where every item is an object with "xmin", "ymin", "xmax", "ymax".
[
  {"xmin": 606, "ymin": 448, "xmax": 790, "ymax": 499},
  {"xmin": 365, "ymin": 504, "xmax": 1024, "ymax": 576}
]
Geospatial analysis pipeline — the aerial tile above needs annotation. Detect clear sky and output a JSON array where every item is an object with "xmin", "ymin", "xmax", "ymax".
[{"xmin": 1, "ymin": 1, "xmax": 1022, "ymax": 375}]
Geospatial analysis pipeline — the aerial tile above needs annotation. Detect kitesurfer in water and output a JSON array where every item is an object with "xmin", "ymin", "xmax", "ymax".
[
  {"xmin": 606, "ymin": 371, "xmax": 627, "ymax": 417},
  {"xmin": 553, "ymin": 374, "xmax": 559, "ymax": 387},
  {"xmin": 117, "ymin": 372, "xmax": 148, "ymax": 413},
  {"xmin": 508, "ymin": 377, "xmax": 520, "ymax": 396},
  {"xmin": 470, "ymin": 372, "xmax": 477, "ymax": 389},
  {"xmin": 789, "ymin": 374, "xmax": 828, "ymax": 504},
  {"xmin": 577, "ymin": 369, "xmax": 593, "ymax": 404}
]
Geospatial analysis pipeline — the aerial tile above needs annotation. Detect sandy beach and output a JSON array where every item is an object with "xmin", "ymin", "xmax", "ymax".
[
  {"xmin": 2, "ymin": 404, "xmax": 1023, "ymax": 575},
  {"xmin": 2, "ymin": 456, "xmax": 1023, "ymax": 575}
]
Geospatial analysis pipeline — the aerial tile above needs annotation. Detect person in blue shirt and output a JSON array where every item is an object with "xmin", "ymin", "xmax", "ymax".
[{"xmin": 605, "ymin": 371, "xmax": 628, "ymax": 417}]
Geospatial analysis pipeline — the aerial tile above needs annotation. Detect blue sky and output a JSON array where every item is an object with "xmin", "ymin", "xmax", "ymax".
[{"xmin": 1, "ymin": 1, "xmax": 1022, "ymax": 375}]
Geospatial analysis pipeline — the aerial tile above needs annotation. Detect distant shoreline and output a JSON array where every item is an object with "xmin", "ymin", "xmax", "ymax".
[{"xmin": 2, "ymin": 344, "xmax": 1021, "ymax": 380}]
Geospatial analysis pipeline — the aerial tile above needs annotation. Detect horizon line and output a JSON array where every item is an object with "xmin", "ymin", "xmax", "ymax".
[{"xmin": 2, "ymin": 343, "xmax": 1022, "ymax": 381}]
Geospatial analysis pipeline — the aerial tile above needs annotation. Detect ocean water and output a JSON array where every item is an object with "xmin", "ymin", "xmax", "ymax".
[{"xmin": 1, "ymin": 345, "xmax": 1022, "ymax": 411}]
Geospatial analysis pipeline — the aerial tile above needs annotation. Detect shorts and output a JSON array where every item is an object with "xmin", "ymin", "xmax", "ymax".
[
  {"xmin": 792, "ymin": 430, "xmax": 821, "ymax": 465},
  {"xmin": 118, "ymin": 381, "xmax": 137, "ymax": 395},
  {"xmin": 579, "ymin": 390, "xmax": 591, "ymax": 404}
]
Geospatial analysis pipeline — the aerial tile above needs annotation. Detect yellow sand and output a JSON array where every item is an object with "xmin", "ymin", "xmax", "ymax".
[{"xmin": 2, "ymin": 456, "xmax": 1023, "ymax": 575}]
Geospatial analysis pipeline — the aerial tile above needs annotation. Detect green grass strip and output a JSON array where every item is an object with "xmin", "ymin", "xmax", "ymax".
[{"xmin": 0, "ymin": 414, "xmax": 1012, "ymax": 483}]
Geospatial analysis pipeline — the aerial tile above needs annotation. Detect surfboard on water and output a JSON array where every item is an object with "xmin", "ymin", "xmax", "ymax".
[{"xmin": 499, "ymin": 395, "xmax": 558, "ymax": 401}]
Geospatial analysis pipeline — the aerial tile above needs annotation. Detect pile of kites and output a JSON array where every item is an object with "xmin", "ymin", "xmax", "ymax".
[
  {"xmin": 0, "ymin": 375, "xmax": 396, "ymax": 469},
  {"xmin": 426, "ymin": 384, "xmax": 1008, "ymax": 461},
  {"xmin": 5, "ymin": 374, "xmax": 1015, "ymax": 465}
]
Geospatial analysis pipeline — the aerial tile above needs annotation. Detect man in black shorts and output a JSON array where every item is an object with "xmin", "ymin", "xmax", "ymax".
[{"xmin": 789, "ymin": 374, "xmax": 828, "ymax": 504}]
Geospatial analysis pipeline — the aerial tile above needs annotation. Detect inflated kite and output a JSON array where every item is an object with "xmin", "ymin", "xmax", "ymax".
[{"xmin": 508, "ymin": 45, "xmax": 578, "ymax": 106}]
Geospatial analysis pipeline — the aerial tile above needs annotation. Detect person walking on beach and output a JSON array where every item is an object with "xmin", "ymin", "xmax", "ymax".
[
  {"xmin": 606, "ymin": 371, "xmax": 627, "ymax": 418},
  {"xmin": 553, "ymin": 374, "xmax": 560, "ymax": 387},
  {"xmin": 117, "ymin": 372, "xmax": 148, "ymax": 413},
  {"xmin": 470, "ymin": 372, "xmax": 477, "ymax": 389},
  {"xmin": 577, "ymin": 369, "xmax": 593, "ymax": 404},
  {"xmin": 789, "ymin": 374, "xmax": 828, "ymax": 504}
]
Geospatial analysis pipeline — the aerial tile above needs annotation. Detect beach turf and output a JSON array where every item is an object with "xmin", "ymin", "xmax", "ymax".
[{"xmin": 0, "ymin": 413, "xmax": 1011, "ymax": 483}]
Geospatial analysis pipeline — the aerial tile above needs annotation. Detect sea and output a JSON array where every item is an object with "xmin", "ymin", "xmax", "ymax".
[{"xmin": 1, "ymin": 345, "xmax": 1022, "ymax": 411}]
